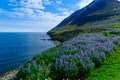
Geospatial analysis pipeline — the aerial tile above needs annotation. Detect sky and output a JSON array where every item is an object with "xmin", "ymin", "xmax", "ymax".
[{"xmin": 0, "ymin": 0, "xmax": 93, "ymax": 32}]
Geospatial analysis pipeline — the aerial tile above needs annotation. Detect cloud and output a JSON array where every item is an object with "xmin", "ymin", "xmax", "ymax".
[
  {"xmin": 0, "ymin": 8, "xmax": 25, "ymax": 18},
  {"xmin": 7, "ymin": 0, "xmax": 66, "ymax": 20},
  {"xmin": 2, "ymin": 0, "xmax": 67, "ymax": 26},
  {"xmin": 20, "ymin": 0, "xmax": 45, "ymax": 10},
  {"xmin": 0, "ymin": 0, "xmax": 93, "ymax": 32},
  {"xmin": 0, "ymin": 0, "xmax": 66, "ymax": 32},
  {"xmin": 0, "ymin": 9, "xmax": 6, "ymax": 13},
  {"xmin": 56, "ymin": 0, "xmax": 62, "ymax": 4},
  {"xmin": 0, "ymin": 7, "xmax": 65, "ymax": 25},
  {"xmin": 57, "ymin": 8, "xmax": 73, "ymax": 17},
  {"xmin": 9, "ymin": 0, "xmax": 62, "ymax": 8},
  {"xmin": 43, "ymin": 0, "xmax": 52, "ymax": 5},
  {"xmin": 77, "ymin": 0, "xmax": 93, "ymax": 9}
]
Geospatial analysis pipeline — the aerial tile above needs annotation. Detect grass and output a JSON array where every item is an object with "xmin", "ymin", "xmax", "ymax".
[
  {"xmin": 15, "ymin": 30, "xmax": 120, "ymax": 80},
  {"xmin": 49, "ymin": 25, "xmax": 106, "ymax": 41},
  {"xmin": 86, "ymin": 47, "xmax": 120, "ymax": 80},
  {"xmin": 48, "ymin": 25, "xmax": 82, "ymax": 41},
  {"xmin": 111, "ymin": 23, "xmax": 120, "ymax": 28},
  {"xmin": 85, "ymin": 31, "xmax": 120, "ymax": 80},
  {"xmin": 102, "ymin": 31, "xmax": 120, "ymax": 37}
]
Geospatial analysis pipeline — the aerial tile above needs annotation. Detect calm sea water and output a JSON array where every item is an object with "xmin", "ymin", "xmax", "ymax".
[{"xmin": 0, "ymin": 32, "xmax": 55, "ymax": 74}]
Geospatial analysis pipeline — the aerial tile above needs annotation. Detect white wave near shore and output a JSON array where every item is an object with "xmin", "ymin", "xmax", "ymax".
[{"xmin": 0, "ymin": 69, "xmax": 19, "ymax": 80}]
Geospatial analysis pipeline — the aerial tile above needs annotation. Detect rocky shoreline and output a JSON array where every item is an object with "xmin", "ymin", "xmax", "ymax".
[{"xmin": 0, "ymin": 69, "xmax": 19, "ymax": 80}]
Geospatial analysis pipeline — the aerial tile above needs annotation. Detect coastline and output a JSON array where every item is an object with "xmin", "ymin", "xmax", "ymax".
[
  {"xmin": 0, "ymin": 33, "xmax": 59, "ymax": 80},
  {"xmin": 40, "ymin": 38, "xmax": 61, "ymax": 45},
  {"xmin": 0, "ymin": 69, "xmax": 19, "ymax": 80}
]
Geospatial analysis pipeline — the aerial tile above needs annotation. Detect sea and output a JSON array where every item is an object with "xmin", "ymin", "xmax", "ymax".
[{"xmin": 0, "ymin": 32, "xmax": 55, "ymax": 75}]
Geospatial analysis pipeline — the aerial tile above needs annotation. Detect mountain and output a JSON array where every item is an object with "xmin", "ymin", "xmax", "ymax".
[{"xmin": 48, "ymin": 0, "xmax": 120, "ymax": 41}]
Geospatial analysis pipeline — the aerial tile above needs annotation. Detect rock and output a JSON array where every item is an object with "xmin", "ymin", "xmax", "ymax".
[{"xmin": 0, "ymin": 69, "xmax": 19, "ymax": 80}]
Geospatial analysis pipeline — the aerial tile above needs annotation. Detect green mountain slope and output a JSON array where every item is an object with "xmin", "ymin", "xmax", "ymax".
[{"xmin": 47, "ymin": 0, "xmax": 120, "ymax": 41}]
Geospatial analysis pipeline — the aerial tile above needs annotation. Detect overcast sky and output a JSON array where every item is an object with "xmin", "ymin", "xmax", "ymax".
[{"xmin": 0, "ymin": 0, "xmax": 93, "ymax": 32}]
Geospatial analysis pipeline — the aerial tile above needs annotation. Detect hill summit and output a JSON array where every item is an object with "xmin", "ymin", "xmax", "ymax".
[{"xmin": 48, "ymin": 0, "xmax": 120, "ymax": 41}]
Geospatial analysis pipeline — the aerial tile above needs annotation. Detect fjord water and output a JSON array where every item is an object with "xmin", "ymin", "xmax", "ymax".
[{"xmin": 0, "ymin": 32, "xmax": 55, "ymax": 74}]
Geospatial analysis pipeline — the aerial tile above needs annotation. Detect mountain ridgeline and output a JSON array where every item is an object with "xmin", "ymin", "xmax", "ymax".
[{"xmin": 48, "ymin": 0, "xmax": 120, "ymax": 41}]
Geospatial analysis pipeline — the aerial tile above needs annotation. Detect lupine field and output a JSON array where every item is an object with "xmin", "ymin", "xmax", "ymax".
[{"xmin": 15, "ymin": 31, "xmax": 120, "ymax": 80}]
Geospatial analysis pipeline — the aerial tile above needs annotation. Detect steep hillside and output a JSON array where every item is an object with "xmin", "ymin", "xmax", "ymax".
[{"xmin": 48, "ymin": 0, "xmax": 120, "ymax": 41}]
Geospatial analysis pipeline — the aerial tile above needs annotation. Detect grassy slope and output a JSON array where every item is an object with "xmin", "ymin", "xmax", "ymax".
[
  {"xmin": 48, "ymin": 25, "xmax": 82, "ymax": 41},
  {"xmin": 85, "ymin": 30, "xmax": 120, "ymax": 80},
  {"xmin": 86, "ymin": 47, "xmax": 120, "ymax": 80},
  {"xmin": 48, "ymin": 2, "xmax": 120, "ymax": 41},
  {"xmin": 15, "ymin": 30, "xmax": 120, "ymax": 80},
  {"xmin": 48, "ymin": 24, "xmax": 106, "ymax": 41},
  {"xmin": 48, "ymin": 16, "xmax": 120, "ymax": 42},
  {"xmin": 111, "ymin": 23, "xmax": 120, "ymax": 28}
]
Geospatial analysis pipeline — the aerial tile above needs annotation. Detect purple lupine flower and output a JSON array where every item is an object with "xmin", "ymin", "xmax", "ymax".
[
  {"xmin": 27, "ymin": 63, "xmax": 31, "ymax": 74},
  {"xmin": 112, "ymin": 36, "xmax": 120, "ymax": 42},
  {"xmin": 52, "ymin": 33, "xmax": 119, "ymax": 75}
]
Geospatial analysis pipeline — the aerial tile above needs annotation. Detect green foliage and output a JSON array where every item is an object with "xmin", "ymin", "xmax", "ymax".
[
  {"xmin": 15, "ymin": 64, "xmax": 29, "ymax": 79},
  {"xmin": 50, "ymin": 24, "xmax": 105, "ymax": 41},
  {"xmin": 51, "ymin": 66, "xmax": 86, "ymax": 80},
  {"xmin": 50, "ymin": 25, "xmax": 83, "ymax": 41},
  {"xmin": 83, "ymin": 28, "xmax": 104, "ymax": 33},
  {"xmin": 38, "ymin": 66, "xmax": 51, "ymax": 80},
  {"xmin": 102, "ymin": 31, "xmax": 120, "ymax": 37},
  {"xmin": 114, "ymin": 41, "xmax": 120, "ymax": 46},
  {"xmin": 90, "ymin": 53, "xmax": 105, "ymax": 68},
  {"xmin": 111, "ymin": 23, "xmax": 120, "ymax": 28},
  {"xmin": 86, "ymin": 47, "xmax": 120, "ymax": 80},
  {"xmin": 16, "ymin": 30, "xmax": 120, "ymax": 80},
  {"xmin": 16, "ymin": 45, "xmax": 68, "ymax": 79}
]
